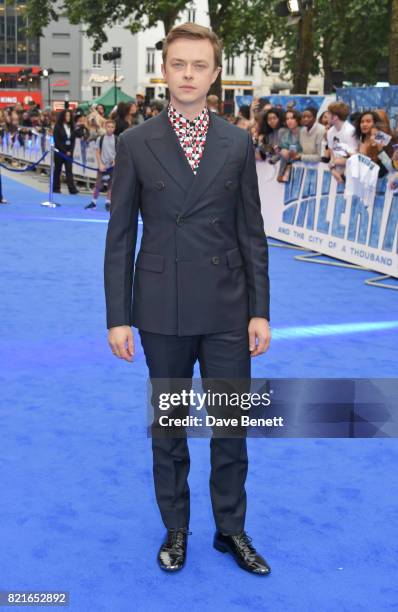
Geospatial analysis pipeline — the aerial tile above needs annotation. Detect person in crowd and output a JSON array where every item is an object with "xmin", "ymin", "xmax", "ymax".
[
  {"xmin": 318, "ymin": 110, "xmax": 331, "ymax": 130},
  {"xmin": 277, "ymin": 109, "xmax": 302, "ymax": 182},
  {"xmin": 258, "ymin": 107, "xmax": 285, "ymax": 163},
  {"xmin": 135, "ymin": 91, "xmax": 147, "ymax": 124},
  {"xmin": 327, "ymin": 101, "xmax": 358, "ymax": 183},
  {"xmin": 96, "ymin": 104, "xmax": 106, "ymax": 118},
  {"xmin": 113, "ymin": 101, "xmax": 133, "ymax": 135},
  {"xmin": 52, "ymin": 109, "xmax": 79, "ymax": 194},
  {"xmin": 87, "ymin": 115, "xmax": 101, "ymax": 142},
  {"xmin": 85, "ymin": 119, "xmax": 117, "ymax": 211},
  {"xmin": 207, "ymin": 94, "xmax": 219, "ymax": 113},
  {"xmin": 234, "ymin": 116, "xmax": 250, "ymax": 130},
  {"xmin": 296, "ymin": 106, "xmax": 326, "ymax": 162},
  {"xmin": 74, "ymin": 111, "xmax": 90, "ymax": 168},
  {"xmin": 21, "ymin": 111, "xmax": 32, "ymax": 128},
  {"xmin": 238, "ymin": 105, "xmax": 251, "ymax": 121},
  {"xmin": 355, "ymin": 110, "xmax": 396, "ymax": 177},
  {"xmin": 73, "ymin": 112, "xmax": 90, "ymax": 141},
  {"xmin": 129, "ymin": 101, "xmax": 140, "ymax": 126},
  {"xmin": 87, "ymin": 105, "xmax": 106, "ymax": 138},
  {"xmin": 149, "ymin": 100, "xmax": 165, "ymax": 117}
]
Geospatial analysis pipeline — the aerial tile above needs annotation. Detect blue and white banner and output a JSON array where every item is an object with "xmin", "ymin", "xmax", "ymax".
[{"xmin": 257, "ymin": 161, "xmax": 398, "ymax": 277}]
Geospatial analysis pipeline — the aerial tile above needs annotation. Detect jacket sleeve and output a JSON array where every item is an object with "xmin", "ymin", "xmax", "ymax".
[
  {"xmin": 104, "ymin": 133, "xmax": 140, "ymax": 329},
  {"xmin": 236, "ymin": 132, "xmax": 270, "ymax": 321}
]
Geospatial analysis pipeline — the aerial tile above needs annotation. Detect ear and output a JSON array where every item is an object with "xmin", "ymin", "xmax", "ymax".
[{"xmin": 161, "ymin": 63, "xmax": 166, "ymax": 80}]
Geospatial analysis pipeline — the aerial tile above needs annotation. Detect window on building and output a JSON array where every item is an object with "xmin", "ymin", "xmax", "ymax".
[
  {"xmin": 52, "ymin": 51, "xmax": 70, "ymax": 58},
  {"xmin": 93, "ymin": 52, "xmax": 101, "ymax": 68},
  {"xmin": 245, "ymin": 54, "xmax": 254, "ymax": 76},
  {"xmin": 112, "ymin": 47, "xmax": 122, "ymax": 67},
  {"xmin": 186, "ymin": 6, "xmax": 196, "ymax": 22},
  {"xmin": 243, "ymin": 89, "xmax": 253, "ymax": 96},
  {"xmin": 271, "ymin": 57, "xmax": 281, "ymax": 73},
  {"xmin": 92, "ymin": 86, "xmax": 102, "ymax": 98},
  {"xmin": 145, "ymin": 87, "xmax": 155, "ymax": 103},
  {"xmin": 52, "ymin": 32, "xmax": 70, "ymax": 38},
  {"xmin": 309, "ymin": 90, "xmax": 319, "ymax": 95},
  {"xmin": 225, "ymin": 56, "xmax": 235, "ymax": 76},
  {"xmin": 224, "ymin": 89, "xmax": 235, "ymax": 114},
  {"xmin": 146, "ymin": 48, "xmax": 155, "ymax": 73},
  {"xmin": 0, "ymin": 2, "xmax": 39, "ymax": 64}
]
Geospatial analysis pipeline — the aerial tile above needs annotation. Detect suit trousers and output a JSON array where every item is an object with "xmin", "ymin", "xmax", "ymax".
[
  {"xmin": 53, "ymin": 151, "xmax": 77, "ymax": 193},
  {"xmin": 139, "ymin": 326, "xmax": 251, "ymax": 535}
]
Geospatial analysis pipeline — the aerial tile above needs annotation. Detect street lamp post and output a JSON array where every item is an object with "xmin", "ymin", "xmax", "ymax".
[
  {"xmin": 39, "ymin": 68, "xmax": 54, "ymax": 108},
  {"xmin": 103, "ymin": 50, "xmax": 122, "ymax": 108}
]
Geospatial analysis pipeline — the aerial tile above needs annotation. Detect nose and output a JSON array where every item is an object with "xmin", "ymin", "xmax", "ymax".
[{"xmin": 183, "ymin": 65, "xmax": 193, "ymax": 80}]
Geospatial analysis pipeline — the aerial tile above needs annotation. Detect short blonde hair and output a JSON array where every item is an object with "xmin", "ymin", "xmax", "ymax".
[
  {"xmin": 162, "ymin": 22, "xmax": 222, "ymax": 69},
  {"xmin": 207, "ymin": 94, "xmax": 219, "ymax": 107}
]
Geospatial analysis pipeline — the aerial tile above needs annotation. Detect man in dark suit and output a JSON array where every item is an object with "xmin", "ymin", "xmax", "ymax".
[{"xmin": 104, "ymin": 23, "xmax": 271, "ymax": 575}]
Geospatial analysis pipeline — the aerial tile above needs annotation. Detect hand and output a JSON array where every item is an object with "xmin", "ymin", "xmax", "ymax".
[
  {"xmin": 248, "ymin": 318, "xmax": 271, "ymax": 357},
  {"xmin": 108, "ymin": 325, "xmax": 134, "ymax": 362},
  {"xmin": 370, "ymin": 137, "xmax": 384, "ymax": 152},
  {"xmin": 99, "ymin": 163, "xmax": 106, "ymax": 172}
]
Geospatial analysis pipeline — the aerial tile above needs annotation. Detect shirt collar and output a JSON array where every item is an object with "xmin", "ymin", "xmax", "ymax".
[{"xmin": 168, "ymin": 102, "xmax": 209, "ymax": 129}]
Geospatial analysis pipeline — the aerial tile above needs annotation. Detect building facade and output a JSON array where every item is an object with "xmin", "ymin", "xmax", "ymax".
[{"xmin": 1, "ymin": 0, "xmax": 325, "ymax": 110}]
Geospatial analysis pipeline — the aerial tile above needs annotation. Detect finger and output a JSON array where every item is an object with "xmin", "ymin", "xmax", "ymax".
[
  {"xmin": 117, "ymin": 342, "xmax": 133, "ymax": 362},
  {"xmin": 109, "ymin": 342, "xmax": 119, "ymax": 357},
  {"xmin": 251, "ymin": 336, "xmax": 266, "ymax": 357},
  {"xmin": 248, "ymin": 330, "xmax": 256, "ymax": 353},
  {"xmin": 127, "ymin": 334, "xmax": 134, "ymax": 357}
]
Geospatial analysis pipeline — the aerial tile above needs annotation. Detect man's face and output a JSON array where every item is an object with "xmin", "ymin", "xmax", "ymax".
[{"xmin": 161, "ymin": 38, "xmax": 220, "ymax": 107}]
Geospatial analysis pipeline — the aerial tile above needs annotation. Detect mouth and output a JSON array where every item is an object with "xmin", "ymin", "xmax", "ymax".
[{"xmin": 180, "ymin": 86, "xmax": 195, "ymax": 90}]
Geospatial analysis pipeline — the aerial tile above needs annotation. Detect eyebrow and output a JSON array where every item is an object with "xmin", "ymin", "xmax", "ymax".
[{"xmin": 170, "ymin": 58, "xmax": 209, "ymax": 63}]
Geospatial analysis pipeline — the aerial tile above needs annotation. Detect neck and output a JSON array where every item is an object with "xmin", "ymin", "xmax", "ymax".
[
  {"xmin": 169, "ymin": 95, "xmax": 207, "ymax": 121},
  {"xmin": 307, "ymin": 121, "xmax": 315, "ymax": 131},
  {"xmin": 334, "ymin": 119, "xmax": 344, "ymax": 130}
]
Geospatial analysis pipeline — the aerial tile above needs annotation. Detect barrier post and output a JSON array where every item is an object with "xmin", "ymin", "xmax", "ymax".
[{"xmin": 41, "ymin": 143, "xmax": 59, "ymax": 208}]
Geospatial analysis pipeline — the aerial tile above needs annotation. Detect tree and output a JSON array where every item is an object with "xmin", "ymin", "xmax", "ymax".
[
  {"xmin": 261, "ymin": 0, "xmax": 390, "ymax": 93},
  {"xmin": 389, "ymin": 0, "xmax": 398, "ymax": 84},
  {"xmin": 26, "ymin": 0, "xmax": 275, "ymax": 109}
]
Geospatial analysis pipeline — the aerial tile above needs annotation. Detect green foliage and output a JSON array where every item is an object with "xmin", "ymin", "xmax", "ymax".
[{"xmin": 25, "ymin": 0, "xmax": 392, "ymax": 86}]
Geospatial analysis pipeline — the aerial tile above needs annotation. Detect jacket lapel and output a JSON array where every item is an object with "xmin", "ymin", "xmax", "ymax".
[
  {"xmin": 181, "ymin": 111, "xmax": 230, "ymax": 216},
  {"xmin": 144, "ymin": 107, "xmax": 231, "ymax": 213},
  {"xmin": 145, "ymin": 109, "xmax": 194, "ymax": 193}
]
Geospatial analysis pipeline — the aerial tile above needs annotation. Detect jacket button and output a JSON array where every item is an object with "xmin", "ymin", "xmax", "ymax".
[
  {"xmin": 155, "ymin": 180, "xmax": 165, "ymax": 190},
  {"xmin": 225, "ymin": 180, "xmax": 234, "ymax": 189},
  {"xmin": 176, "ymin": 214, "xmax": 183, "ymax": 225},
  {"xmin": 211, "ymin": 256, "xmax": 220, "ymax": 265}
]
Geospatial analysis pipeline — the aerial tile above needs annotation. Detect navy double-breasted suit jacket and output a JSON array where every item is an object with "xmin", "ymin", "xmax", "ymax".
[{"xmin": 104, "ymin": 107, "xmax": 270, "ymax": 335}]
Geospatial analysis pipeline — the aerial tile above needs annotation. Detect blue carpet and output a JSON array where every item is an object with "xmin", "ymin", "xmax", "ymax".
[{"xmin": 1, "ymin": 173, "xmax": 397, "ymax": 611}]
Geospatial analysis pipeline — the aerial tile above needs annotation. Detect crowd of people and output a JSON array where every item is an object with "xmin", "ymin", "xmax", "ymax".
[
  {"xmin": 233, "ymin": 98, "xmax": 398, "ymax": 191},
  {"xmin": 1, "ymin": 94, "xmax": 398, "ymax": 208}
]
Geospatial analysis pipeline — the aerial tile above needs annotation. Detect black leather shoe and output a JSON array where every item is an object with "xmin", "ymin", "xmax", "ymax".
[
  {"xmin": 213, "ymin": 530, "xmax": 271, "ymax": 575},
  {"xmin": 157, "ymin": 528, "xmax": 191, "ymax": 572}
]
